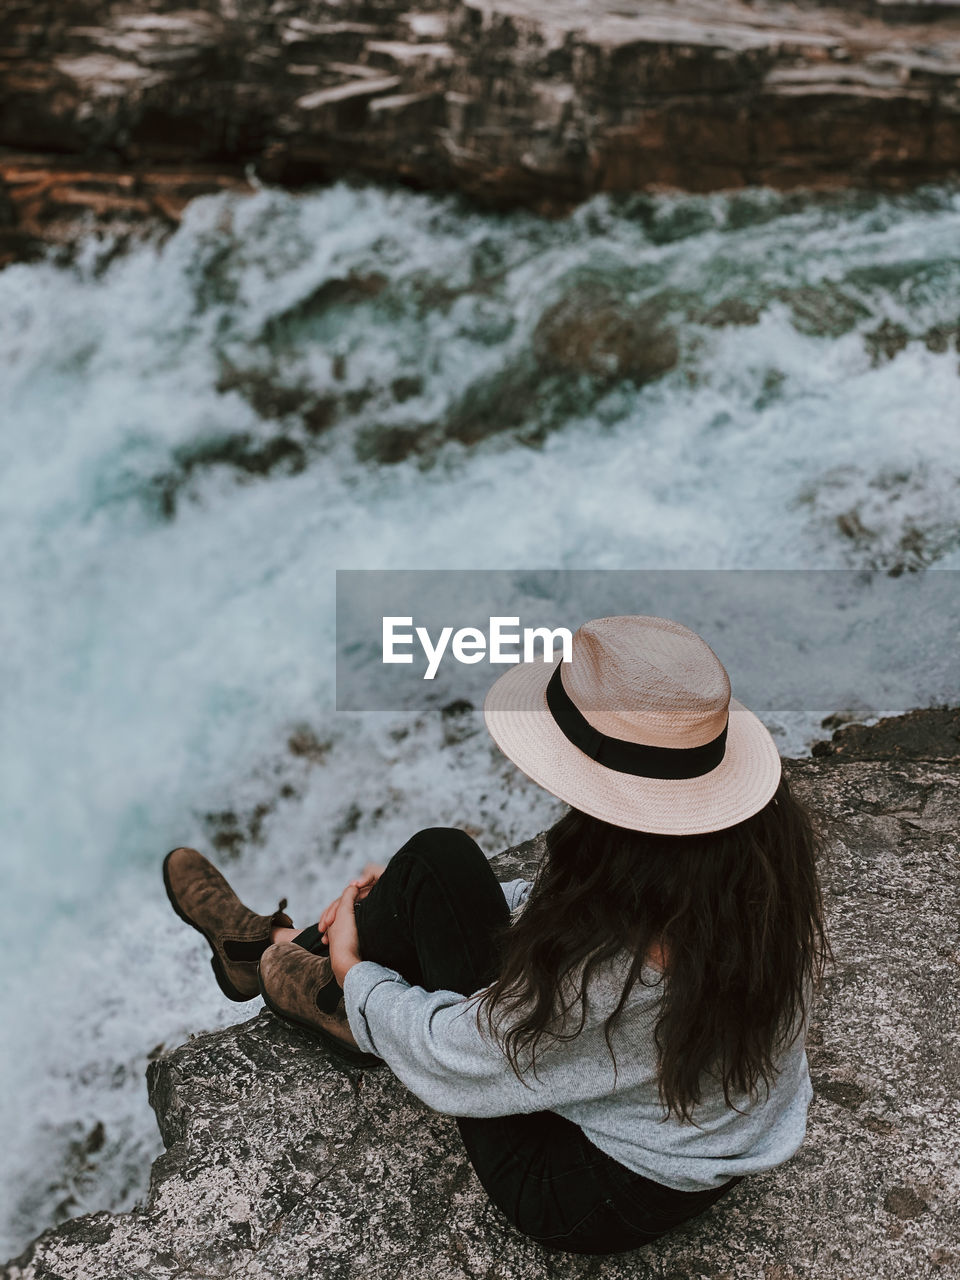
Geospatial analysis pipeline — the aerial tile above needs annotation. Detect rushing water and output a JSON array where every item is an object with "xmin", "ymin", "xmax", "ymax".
[{"xmin": 1, "ymin": 179, "xmax": 958, "ymax": 1258}]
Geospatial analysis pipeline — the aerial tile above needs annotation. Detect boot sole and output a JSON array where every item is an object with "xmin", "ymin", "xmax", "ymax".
[
  {"xmin": 258, "ymin": 972, "xmax": 384, "ymax": 1070},
  {"xmin": 163, "ymin": 849, "xmax": 255, "ymax": 1003}
]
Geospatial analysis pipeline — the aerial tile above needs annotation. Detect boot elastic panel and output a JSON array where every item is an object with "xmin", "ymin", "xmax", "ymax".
[
  {"xmin": 292, "ymin": 921, "xmax": 330, "ymax": 957},
  {"xmin": 315, "ymin": 976, "xmax": 344, "ymax": 1015}
]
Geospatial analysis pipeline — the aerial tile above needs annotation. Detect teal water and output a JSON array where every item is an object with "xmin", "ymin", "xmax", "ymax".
[{"xmin": 0, "ymin": 180, "xmax": 958, "ymax": 1257}]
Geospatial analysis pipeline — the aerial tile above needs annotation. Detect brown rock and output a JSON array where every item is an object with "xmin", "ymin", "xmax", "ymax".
[
  {"xmin": 2, "ymin": 0, "xmax": 960, "ymax": 263},
  {"xmin": 532, "ymin": 280, "xmax": 679, "ymax": 384}
]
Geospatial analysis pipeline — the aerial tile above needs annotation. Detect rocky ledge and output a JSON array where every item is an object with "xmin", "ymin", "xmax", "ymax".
[
  {"xmin": 3, "ymin": 708, "xmax": 959, "ymax": 1279},
  {"xmin": 3, "ymin": 0, "xmax": 960, "ymax": 265}
]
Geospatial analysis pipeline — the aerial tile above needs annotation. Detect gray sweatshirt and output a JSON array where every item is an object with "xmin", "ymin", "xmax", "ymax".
[{"xmin": 342, "ymin": 878, "xmax": 813, "ymax": 1191}]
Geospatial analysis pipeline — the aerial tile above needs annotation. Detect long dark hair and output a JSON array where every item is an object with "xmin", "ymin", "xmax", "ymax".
[{"xmin": 473, "ymin": 773, "xmax": 830, "ymax": 1122}]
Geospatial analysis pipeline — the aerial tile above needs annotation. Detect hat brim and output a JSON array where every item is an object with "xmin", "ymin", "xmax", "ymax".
[{"xmin": 483, "ymin": 656, "xmax": 782, "ymax": 835}]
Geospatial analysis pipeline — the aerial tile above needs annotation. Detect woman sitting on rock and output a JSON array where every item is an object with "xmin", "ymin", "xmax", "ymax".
[{"xmin": 164, "ymin": 614, "xmax": 829, "ymax": 1256}]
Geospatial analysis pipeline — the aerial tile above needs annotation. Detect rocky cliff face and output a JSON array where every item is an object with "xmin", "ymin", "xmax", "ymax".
[
  {"xmin": 2, "ymin": 0, "xmax": 960, "ymax": 265},
  {"xmin": 3, "ymin": 712, "xmax": 959, "ymax": 1279}
]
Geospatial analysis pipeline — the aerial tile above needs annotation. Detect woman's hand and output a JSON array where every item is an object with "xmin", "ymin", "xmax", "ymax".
[
  {"xmin": 354, "ymin": 862, "xmax": 387, "ymax": 895},
  {"xmin": 317, "ymin": 863, "xmax": 386, "ymax": 939},
  {"xmin": 326, "ymin": 883, "xmax": 363, "ymax": 987}
]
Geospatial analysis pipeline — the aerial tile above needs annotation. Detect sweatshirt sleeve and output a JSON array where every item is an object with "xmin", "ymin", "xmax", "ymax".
[
  {"xmin": 499, "ymin": 878, "xmax": 533, "ymax": 913},
  {"xmin": 341, "ymin": 959, "xmax": 613, "ymax": 1118}
]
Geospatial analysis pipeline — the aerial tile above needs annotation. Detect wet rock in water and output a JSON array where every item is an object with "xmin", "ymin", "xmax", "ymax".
[
  {"xmin": 922, "ymin": 323, "xmax": 960, "ymax": 355},
  {"xmin": 859, "ymin": 318, "xmax": 960, "ymax": 365},
  {"xmin": 260, "ymin": 272, "xmax": 391, "ymax": 345},
  {"xmin": 835, "ymin": 508, "xmax": 876, "ymax": 546},
  {"xmin": 81, "ymin": 1125, "xmax": 105, "ymax": 1157},
  {"xmin": 286, "ymin": 726, "xmax": 332, "ymax": 765},
  {"xmin": 444, "ymin": 360, "xmax": 546, "ymax": 446},
  {"xmin": 4, "ymin": 721, "xmax": 959, "ymax": 1279},
  {"xmin": 865, "ymin": 320, "xmax": 912, "ymax": 365},
  {"xmin": 147, "ymin": 432, "xmax": 309, "ymax": 517},
  {"xmin": 354, "ymin": 420, "xmax": 436, "ymax": 466},
  {"xmin": 179, "ymin": 432, "xmax": 307, "ymax": 478},
  {"xmin": 441, "ymin": 698, "xmax": 475, "ymax": 717},
  {"xmin": 753, "ymin": 368, "xmax": 787, "ymax": 411},
  {"xmin": 216, "ymin": 363, "xmax": 340, "ymax": 434},
  {"xmin": 356, "ymin": 358, "xmax": 572, "ymax": 465},
  {"xmin": 204, "ymin": 812, "xmax": 245, "ymax": 859},
  {"xmin": 441, "ymin": 698, "xmax": 482, "ymax": 746},
  {"xmin": 391, "ymin": 375, "xmax": 423, "ymax": 403},
  {"xmin": 776, "ymin": 285, "xmax": 872, "ymax": 339},
  {"xmin": 532, "ymin": 282, "xmax": 679, "ymax": 385},
  {"xmin": 146, "ymin": 380, "xmax": 348, "ymax": 515},
  {"xmin": 202, "ymin": 797, "xmax": 277, "ymax": 857},
  {"xmin": 692, "ymin": 297, "xmax": 764, "ymax": 329}
]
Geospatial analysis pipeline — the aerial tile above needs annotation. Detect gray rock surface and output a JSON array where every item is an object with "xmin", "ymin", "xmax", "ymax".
[
  {"xmin": 3, "ymin": 0, "xmax": 960, "ymax": 264},
  {"xmin": 3, "ymin": 731, "xmax": 960, "ymax": 1279}
]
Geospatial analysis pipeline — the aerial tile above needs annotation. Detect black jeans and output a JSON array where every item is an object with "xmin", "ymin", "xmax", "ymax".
[{"xmin": 350, "ymin": 827, "xmax": 741, "ymax": 1255}]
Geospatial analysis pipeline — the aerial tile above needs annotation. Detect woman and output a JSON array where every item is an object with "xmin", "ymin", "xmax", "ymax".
[{"xmin": 163, "ymin": 614, "xmax": 829, "ymax": 1255}]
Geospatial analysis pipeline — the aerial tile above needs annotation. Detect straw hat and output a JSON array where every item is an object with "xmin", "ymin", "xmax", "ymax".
[{"xmin": 483, "ymin": 615, "xmax": 782, "ymax": 835}]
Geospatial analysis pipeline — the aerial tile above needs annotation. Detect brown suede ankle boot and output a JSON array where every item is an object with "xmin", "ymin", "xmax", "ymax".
[
  {"xmin": 258, "ymin": 942, "xmax": 383, "ymax": 1068},
  {"xmin": 163, "ymin": 847, "xmax": 293, "ymax": 1001}
]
